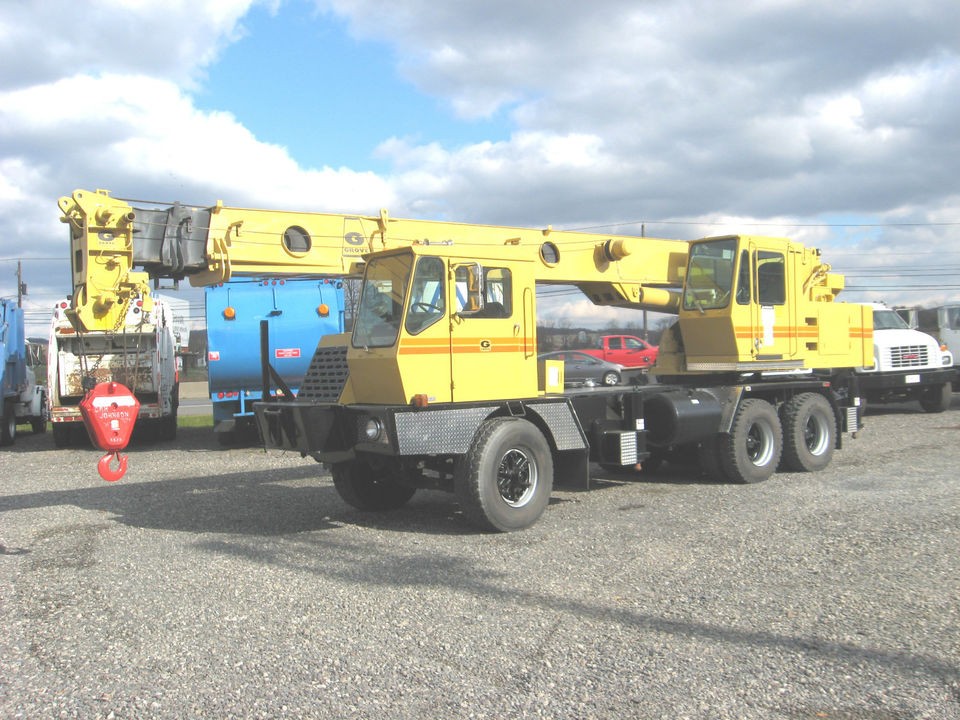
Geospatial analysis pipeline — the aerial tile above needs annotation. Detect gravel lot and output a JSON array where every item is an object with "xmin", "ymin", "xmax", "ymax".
[{"xmin": 2, "ymin": 397, "xmax": 958, "ymax": 719}]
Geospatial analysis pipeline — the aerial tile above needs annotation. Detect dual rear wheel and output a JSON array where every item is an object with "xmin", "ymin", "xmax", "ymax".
[{"xmin": 699, "ymin": 394, "xmax": 836, "ymax": 483}]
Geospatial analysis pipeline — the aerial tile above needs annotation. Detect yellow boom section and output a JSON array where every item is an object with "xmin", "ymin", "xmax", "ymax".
[{"xmin": 59, "ymin": 189, "xmax": 690, "ymax": 332}]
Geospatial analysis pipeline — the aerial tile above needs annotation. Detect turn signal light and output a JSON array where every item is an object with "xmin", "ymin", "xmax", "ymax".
[
  {"xmin": 223, "ymin": 306, "xmax": 236, "ymax": 320},
  {"xmin": 317, "ymin": 303, "xmax": 330, "ymax": 317},
  {"xmin": 411, "ymin": 394, "xmax": 429, "ymax": 407}
]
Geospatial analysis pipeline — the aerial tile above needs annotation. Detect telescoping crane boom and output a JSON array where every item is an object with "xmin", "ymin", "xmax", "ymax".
[
  {"xmin": 58, "ymin": 188, "xmax": 687, "ymax": 334},
  {"xmin": 59, "ymin": 189, "xmax": 873, "ymax": 531}
]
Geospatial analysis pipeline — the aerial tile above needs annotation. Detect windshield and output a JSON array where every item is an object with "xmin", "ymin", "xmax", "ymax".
[
  {"xmin": 352, "ymin": 254, "xmax": 412, "ymax": 348},
  {"xmin": 683, "ymin": 238, "xmax": 737, "ymax": 311},
  {"xmin": 873, "ymin": 309, "xmax": 909, "ymax": 330}
]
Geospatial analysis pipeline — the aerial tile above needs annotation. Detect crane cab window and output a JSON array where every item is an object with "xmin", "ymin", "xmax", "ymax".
[
  {"xmin": 405, "ymin": 257, "xmax": 446, "ymax": 335},
  {"xmin": 683, "ymin": 238, "xmax": 736, "ymax": 311},
  {"xmin": 456, "ymin": 266, "xmax": 512, "ymax": 318},
  {"xmin": 353, "ymin": 254, "xmax": 411, "ymax": 348},
  {"xmin": 736, "ymin": 250, "xmax": 751, "ymax": 305},
  {"xmin": 756, "ymin": 251, "xmax": 785, "ymax": 306}
]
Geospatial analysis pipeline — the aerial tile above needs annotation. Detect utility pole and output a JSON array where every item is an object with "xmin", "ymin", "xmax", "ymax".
[
  {"xmin": 640, "ymin": 225, "xmax": 648, "ymax": 340},
  {"xmin": 17, "ymin": 260, "xmax": 24, "ymax": 307}
]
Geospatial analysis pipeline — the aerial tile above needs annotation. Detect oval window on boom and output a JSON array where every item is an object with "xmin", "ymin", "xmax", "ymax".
[{"xmin": 283, "ymin": 226, "xmax": 312, "ymax": 255}]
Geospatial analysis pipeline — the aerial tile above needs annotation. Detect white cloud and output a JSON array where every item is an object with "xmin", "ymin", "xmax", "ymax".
[
  {"xmin": 4, "ymin": 0, "xmax": 960, "ymax": 333},
  {"xmin": 0, "ymin": 0, "xmax": 264, "ymax": 91},
  {"xmin": 0, "ymin": 70, "xmax": 393, "ymax": 332}
]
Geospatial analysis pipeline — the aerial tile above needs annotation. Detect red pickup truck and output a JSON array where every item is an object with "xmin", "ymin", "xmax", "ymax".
[{"xmin": 581, "ymin": 335, "xmax": 658, "ymax": 368}]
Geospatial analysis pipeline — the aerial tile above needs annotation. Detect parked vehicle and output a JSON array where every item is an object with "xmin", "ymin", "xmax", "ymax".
[
  {"xmin": 896, "ymin": 303, "xmax": 960, "ymax": 387},
  {"xmin": 835, "ymin": 303, "xmax": 954, "ymax": 412},
  {"xmin": 206, "ymin": 278, "xmax": 345, "ymax": 445},
  {"xmin": 538, "ymin": 350, "xmax": 623, "ymax": 386},
  {"xmin": 47, "ymin": 295, "xmax": 179, "ymax": 446},
  {"xmin": 581, "ymin": 334, "xmax": 658, "ymax": 368},
  {"xmin": 1, "ymin": 298, "xmax": 47, "ymax": 444}
]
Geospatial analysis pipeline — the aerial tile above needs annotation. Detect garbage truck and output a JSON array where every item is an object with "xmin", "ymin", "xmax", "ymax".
[{"xmin": 47, "ymin": 294, "xmax": 179, "ymax": 446}]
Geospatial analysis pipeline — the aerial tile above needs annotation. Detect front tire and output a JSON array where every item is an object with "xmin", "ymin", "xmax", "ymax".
[
  {"xmin": 601, "ymin": 370, "xmax": 621, "ymax": 386},
  {"xmin": 455, "ymin": 417, "xmax": 553, "ymax": 532},
  {"xmin": 779, "ymin": 393, "xmax": 835, "ymax": 472},
  {"xmin": 919, "ymin": 382, "xmax": 951, "ymax": 413},
  {"xmin": 718, "ymin": 399, "xmax": 782, "ymax": 484},
  {"xmin": 332, "ymin": 458, "xmax": 416, "ymax": 512}
]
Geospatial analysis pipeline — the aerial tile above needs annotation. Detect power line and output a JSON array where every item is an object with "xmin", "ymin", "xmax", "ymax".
[{"xmin": 572, "ymin": 219, "xmax": 960, "ymax": 232}]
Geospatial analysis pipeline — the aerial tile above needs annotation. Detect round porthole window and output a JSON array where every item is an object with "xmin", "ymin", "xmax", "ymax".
[
  {"xmin": 540, "ymin": 241, "xmax": 560, "ymax": 266},
  {"xmin": 283, "ymin": 226, "xmax": 311, "ymax": 255}
]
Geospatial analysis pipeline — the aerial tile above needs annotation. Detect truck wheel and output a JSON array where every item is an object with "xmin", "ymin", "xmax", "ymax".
[
  {"xmin": 718, "ymin": 399, "xmax": 782, "ymax": 484},
  {"xmin": 779, "ymin": 393, "xmax": 835, "ymax": 472},
  {"xmin": 332, "ymin": 459, "xmax": 416, "ymax": 512},
  {"xmin": 0, "ymin": 401, "xmax": 15, "ymax": 446},
  {"xmin": 157, "ymin": 414, "xmax": 177, "ymax": 442},
  {"xmin": 52, "ymin": 423, "xmax": 72, "ymax": 448},
  {"xmin": 918, "ymin": 382, "xmax": 951, "ymax": 413},
  {"xmin": 698, "ymin": 434, "xmax": 729, "ymax": 482},
  {"xmin": 216, "ymin": 429, "xmax": 238, "ymax": 447},
  {"xmin": 455, "ymin": 417, "xmax": 553, "ymax": 532},
  {"xmin": 602, "ymin": 370, "xmax": 621, "ymax": 386},
  {"xmin": 31, "ymin": 391, "xmax": 48, "ymax": 433}
]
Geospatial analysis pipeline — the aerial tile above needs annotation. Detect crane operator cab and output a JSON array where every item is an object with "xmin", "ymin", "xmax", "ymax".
[{"xmin": 659, "ymin": 235, "xmax": 873, "ymax": 377}]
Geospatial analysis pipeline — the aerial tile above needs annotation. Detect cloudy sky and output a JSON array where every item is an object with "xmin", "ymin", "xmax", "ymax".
[{"xmin": 2, "ymin": 0, "xmax": 959, "ymax": 335}]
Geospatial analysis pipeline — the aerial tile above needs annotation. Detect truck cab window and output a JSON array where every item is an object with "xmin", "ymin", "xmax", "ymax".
[{"xmin": 456, "ymin": 266, "xmax": 512, "ymax": 318}]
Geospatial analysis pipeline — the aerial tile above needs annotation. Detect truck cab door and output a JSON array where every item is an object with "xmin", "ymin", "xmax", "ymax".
[
  {"xmin": 449, "ymin": 263, "xmax": 537, "ymax": 401},
  {"xmin": 395, "ymin": 256, "xmax": 454, "ymax": 403},
  {"xmin": 747, "ymin": 242, "xmax": 797, "ymax": 362}
]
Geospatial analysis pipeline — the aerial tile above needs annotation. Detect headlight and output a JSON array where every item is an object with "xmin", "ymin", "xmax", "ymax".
[{"xmin": 363, "ymin": 417, "xmax": 383, "ymax": 441}]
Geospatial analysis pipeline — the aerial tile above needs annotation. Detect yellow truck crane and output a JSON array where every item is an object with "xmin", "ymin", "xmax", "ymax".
[{"xmin": 59, "ymin": 189, "xmax": 872, "ymax": 531}]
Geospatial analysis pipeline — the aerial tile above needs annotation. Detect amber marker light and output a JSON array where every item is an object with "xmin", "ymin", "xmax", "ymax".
[
  {"xmin": 223, "ymin": 306, "xmax": 237, "ymax": 320},
  {"xmin": 317, "ymin": 303, "xmax": 330, "ymax": 317}
]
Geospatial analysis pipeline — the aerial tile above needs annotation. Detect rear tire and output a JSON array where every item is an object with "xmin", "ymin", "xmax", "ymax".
[
  {"xmin": 779, "ymin": 393, "xmax": 835, "ymax": 472},
  {"xmin": 31, "ymin": 391, "xmax": 48, "ymax": 433},
  {"xmin": 718, "ymin": 399, "xmax": 782, "ymax": 484},
  {"xmin": 919, "ymin": 382, "xmax": 951, "ymax": 413},
  {"xmin": 0, "ymin": 401, "xmax": 15, "ymax": 446},
  {"xmin": 601, "ymin": 370, "xmax": 621, "ymax": 386},
  {"xmin": 157, "ymin": 414, "xmax": 177, "ymax": 442},
  {"xmin": 52, "ymin": 423, "xmax": 72, "ymax": 447},
  {"xmin": 455, "ymin": 417, "xmax": 553, "ymax": 532},
  {"xmin": 332, "ymin": 458, "xmax": 417, "ymax": 512}
]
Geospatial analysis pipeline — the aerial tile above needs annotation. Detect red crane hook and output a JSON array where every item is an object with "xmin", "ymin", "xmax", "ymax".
[{"xmin": 97, "ymin": 451, "xmax": 129, "ymax": 482}]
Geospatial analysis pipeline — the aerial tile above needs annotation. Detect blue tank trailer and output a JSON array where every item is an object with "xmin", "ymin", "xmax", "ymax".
[{"xmin": 205, "ymin": 278, "xmax": 346, "ymax": 445}]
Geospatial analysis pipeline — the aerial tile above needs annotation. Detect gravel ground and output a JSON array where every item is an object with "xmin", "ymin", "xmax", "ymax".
[{"xmin": 1, "ymin": 397, "xmax": 958, "ymax": 720}]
